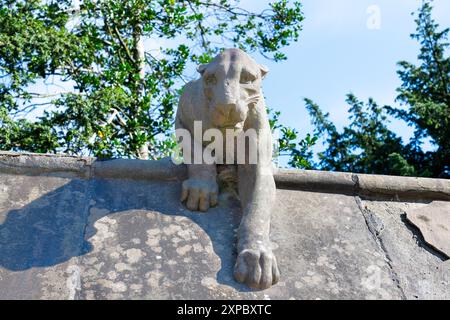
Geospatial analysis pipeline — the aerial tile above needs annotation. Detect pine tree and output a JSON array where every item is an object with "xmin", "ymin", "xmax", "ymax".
[{"xmin": 388, "ymin": 0, "xmax": 450, "ymax": 177}]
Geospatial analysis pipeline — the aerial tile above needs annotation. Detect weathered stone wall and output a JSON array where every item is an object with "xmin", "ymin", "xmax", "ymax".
[{"xmin": 0, "ymin": 152, "xmax": 448, "ymax": 299}]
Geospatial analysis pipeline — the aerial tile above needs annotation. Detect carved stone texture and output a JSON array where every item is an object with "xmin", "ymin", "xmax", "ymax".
[
  {"xmin": 406, "ymin": 201, "xmax": 450, "ymax": 258},
  {"xmin": 175, "ymin": 48, "xmax": 278, "ymax": 289}
]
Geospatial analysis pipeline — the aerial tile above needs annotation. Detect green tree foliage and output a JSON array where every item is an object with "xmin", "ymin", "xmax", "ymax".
[
  {"xmin": 268, "ymin": 108, "xmax": 317, "ymax": 169},
  {"xmin": 0, "ymin": 0, "xmax": 304, "ymax": 159},
  {"xmin": 387, "ymin": 0, "xmax": 449, "ymax": 177},
  {"xmin": 305, "ymin": 94, "xmax": 415, "ymax": 176},
  {"xmin": 304, "ymin": 0, "xmax": 448, "ymax": 177}
]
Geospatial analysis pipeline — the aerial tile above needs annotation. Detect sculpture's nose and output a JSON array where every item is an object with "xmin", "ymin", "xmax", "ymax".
[{"xmin": 216, "ymin": 103, "xmax": 236, "ymax": 118}]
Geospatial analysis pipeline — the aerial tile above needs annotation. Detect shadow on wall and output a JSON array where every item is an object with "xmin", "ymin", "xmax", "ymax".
[
  {"xmin": 0, "ymin": 178, "xmax": 90, "ymax": 271},
  {"xmin": 0, "ymin": 176, "xmax": 252, "ymax": 292}
]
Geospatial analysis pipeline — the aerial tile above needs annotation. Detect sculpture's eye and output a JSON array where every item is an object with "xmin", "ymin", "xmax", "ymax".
[
  {"xmin": 205, "ymin": 74, "xmax": 216, "ymax": 85},
  {"xmin": 240, "ymin": 72, "xmax": 256, "ymax": 84}
]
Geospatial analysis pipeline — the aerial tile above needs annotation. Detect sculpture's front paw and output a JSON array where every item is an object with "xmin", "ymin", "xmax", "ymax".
[
  {"xmin": 181, "ymin": 179, "xmax": 219, "ymax": 212},
  {"xmin": 234, "ymin": 248, "xmax": 280, "ymax": 290}
]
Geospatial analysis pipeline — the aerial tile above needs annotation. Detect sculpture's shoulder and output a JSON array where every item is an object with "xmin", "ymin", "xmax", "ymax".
[
  {"xmin": 176, "ymin": 78, "xmax": 204, "ymax": 129},
  {"xmin": 179, "ymin": 79, "xmax": 203, "ymax": 111}
]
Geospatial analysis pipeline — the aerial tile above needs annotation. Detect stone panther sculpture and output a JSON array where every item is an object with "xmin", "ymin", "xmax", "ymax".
[{"xmin": 175, "ymin": 48, "xmax": 279, "ymax": 289}]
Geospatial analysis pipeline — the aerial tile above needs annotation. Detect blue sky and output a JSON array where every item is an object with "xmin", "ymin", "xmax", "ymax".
[{"xmin": 246, "ymin": 0, "xmax": 450, "ymax": 154}]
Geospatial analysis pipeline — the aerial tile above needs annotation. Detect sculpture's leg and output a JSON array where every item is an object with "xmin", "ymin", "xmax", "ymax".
[
  {"xmin": 234, "ymin": 164, "xmax": 280, "ymax": 289},
  {"xmin": 182, "ymin": 163, "xmax": 218, "ymax": 212},
  {"xmin": 176, "ymin": 123, "xmax": 219, "ymax": 212}
]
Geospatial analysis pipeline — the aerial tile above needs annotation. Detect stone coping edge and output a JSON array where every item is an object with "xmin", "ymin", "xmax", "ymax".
[{"xmin": 1, "ymin": 151, "xmax": 449, "ymax": 200}]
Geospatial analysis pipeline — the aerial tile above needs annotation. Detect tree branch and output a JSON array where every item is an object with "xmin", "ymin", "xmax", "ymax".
[
  {"xmin": 24, "ymin": 92, "xmax": 86, "ymax": 98},
  {"xmin": 186, "ymin": 1, "xmax": 209, "ymax": 50},
  {"xmin": 196, "ymin": 1, "xmax": 266, "ymax": 18},
  {"xmin": 113, "ymin": 25, "xmax": 136, "ymax": 64}
]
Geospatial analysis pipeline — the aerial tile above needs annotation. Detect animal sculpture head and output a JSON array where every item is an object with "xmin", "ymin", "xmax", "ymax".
[{"xmin": 197, "ymin": 48, "xmax": 269, "ymax": 130}]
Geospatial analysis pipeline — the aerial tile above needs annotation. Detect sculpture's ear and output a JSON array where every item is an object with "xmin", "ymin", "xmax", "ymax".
[
  {"xmin": 259, "ymin": 64, "xmax": 269, "ymax": 79},
  {"xmin": 197, "ymin": 64, "xmax": 207, "ymax": 75}
]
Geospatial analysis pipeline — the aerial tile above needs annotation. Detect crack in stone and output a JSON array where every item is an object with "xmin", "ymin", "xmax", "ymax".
[
  {"xmin": 351, "ymin": 173, "xmax": 360, "ymax": 196},
  {"xmin": 354, "ymin": 196, "xmax": 407, "ymax": 299},
  {"xmin": 75, "ymin": 166, "xmax": 95, "ymax": 300}
]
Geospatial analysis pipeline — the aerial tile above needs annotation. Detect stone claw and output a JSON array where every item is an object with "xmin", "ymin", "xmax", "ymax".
[
  {"xmin": 234, "ymin": 248, "xmax": 280, "ymax": 290},
  {"xmin": 181, "ymin": 179, "xmax": 219, "ymax": 212}
]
